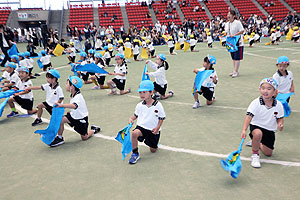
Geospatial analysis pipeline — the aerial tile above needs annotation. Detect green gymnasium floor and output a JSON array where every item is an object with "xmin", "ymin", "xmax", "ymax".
[{"xmin": 1, "ymin": 39, "xmax": 300, "ymax": 200}]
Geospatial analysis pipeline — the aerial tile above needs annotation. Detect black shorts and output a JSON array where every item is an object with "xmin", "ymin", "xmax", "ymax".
[
  {"xmin": 230, "ymin": 46, "xmax": 244, "ymax": 60},
  {"xmin": 134, "ymin": 54, "xmax": 139, "ymax": 60},
  {"xmin": 112, "ymin": 78, "xmax": 126, "ymax": 91},
  {"xmin": 276, "ymin": 36, "xmax": 281, "ymax": 42},
  {"xmin": 135, "ymin": 125, "xmax": 160, "ymax": 149},
  {"xmin": 28, "ymin": 68, "xmax": 33, "ymax": 75},
  {"xmin": 222, "ymin": 41, "xmax": 226, "ymax": 46},
  {"xmin": 180, "ymin": 44, "xmax": 184, "ymax": 49},
  {"xmin": 271, "ymin": 40, "xmax": 276, "ymax": 44},
  {"xmin": 190, "ymin": 45, "xmax": 195, "ymax": 51},
  {"xmin": 81, "ymin": 72, "xmax": 89, "ymax": 81},
  {"xmin": 150, "ymin": 50, "xmax": 155, "ymax": 56},
  {"xmin": 169, "ymin": 47, "xmax": 174, "ymax": 53},
  {"xmin": 198, "ymin": 86, "xmax": 214, "ymax": 101},
  {"xmin": 69, "ymin": 56, "xmax": 76, "ymax": 63},
  {"xmin": 249, "ymin": 124, "xmax": 275, "ymax": 150},
  {"xmin": 43, "ymin": 63, "xmax": 52, "ymax": 71},
  {"xmin": 97, "ymin": 76, "xmax": 105, "ymax": 85},
  {"xmin": 208, "ymin": 43, "xmax": 212, "ymax": 47},
  {"xmin": 249, "ymin": 40, "xmax": 254, "ymax": 46},
  {"xmin": 105, "ymin": 57, "xmax": 111, "ymax": 66},
  {"xmin": 65, "ymin": 112, "xmax": 89, "ymax": 135},
  {"xmin": 42, "ymin": 101, "xmax": 53, "ymax": 115},
  {"xmin": 154, "ymin": 82, "xmax": 167, "ymax": 96},
  {"xmin": 13, "ymin": 96, "xmax": 33, "ymax": 110}
]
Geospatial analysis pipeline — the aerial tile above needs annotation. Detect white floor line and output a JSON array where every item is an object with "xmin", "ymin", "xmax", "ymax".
[
  {"xmin": 14, "ymin": 104, "xmax": 300, "ymax": 167},
  {"xmin": 38, "ymin": 65, "xmax": 70, "ymax": 75}
]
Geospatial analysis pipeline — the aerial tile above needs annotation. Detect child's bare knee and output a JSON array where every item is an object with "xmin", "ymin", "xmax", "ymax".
[{"xmin": 150, "ymin": 148, "xmax": 157, "ymax": 153}]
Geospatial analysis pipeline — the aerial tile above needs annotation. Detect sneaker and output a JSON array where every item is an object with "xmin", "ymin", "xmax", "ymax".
[
  {"xmin": 168, "ymin": 90, "xmax": 174, "ymax": 97},
  {"xmin": 192, "ymin": 101, "xmax": 200, "ymax": 109},
  {"xmin": 91, "ymin": 85, "xmax": 100, "ymax": 90},
  {"xmin": 32, "ymin": 118, "xmax": 42, "ymax": 126},
  {"xmin": 7, "ymin": 111, "xmax": 19, "ymax": 118},
  {"xmin": 129, "ymin": 152, "xmax": 140, "ymax": 164},
  {"xmin": 153, "ymin": 93, "xmax": 160, "ymax": 100},
  {"xmin": 50, "ymin": 136, "xmax": 64, "ymax": 147},
  {"xmin": 251, "ymin": 154, "xmax": 261, "ymax": 168},
  {"xmin": 108, "ymin": 91, "xmax": 117, "ymax": 96},
  {"xmin": 232, "ymin": 72, "xmax": 239, "ymax": 78},
  {"xmin": 246, "ymin": 140, "xmax": 252, "ymax": 147},
  {"xmin": 91, "ymin": 125, "xmax": 101, "ymax": 134},
  {"xmin": 127, "ymin": 88, "xmax": 131, "ymax": 93}
]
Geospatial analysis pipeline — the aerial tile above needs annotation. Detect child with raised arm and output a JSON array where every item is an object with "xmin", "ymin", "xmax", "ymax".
[
  {"xmin": 241, "ymin": 78, "xmax": 284, "ymax": 168},
  {"xmin": 128, "ymin": 80, "xmax": 166, "ymax": 164}
]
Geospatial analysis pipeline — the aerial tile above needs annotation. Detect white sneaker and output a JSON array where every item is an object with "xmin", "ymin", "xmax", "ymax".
[
  {"xmin": 91, "ymin": 85, "xmax": 100, "ymax": 90},
  {"xmin": 192, "ymin": 101, "xmax": 200, "ymax": 109},
  {"xmin": 232, "ymin": 72, "xmax": 239, "ymax": 78},
  {"xmin": 246, "ymin": 140, "xmax": 252, "ymax": 147},
  {"xmin": 251, "ymin": 154, "xmax": 261, "ymax": 168}
]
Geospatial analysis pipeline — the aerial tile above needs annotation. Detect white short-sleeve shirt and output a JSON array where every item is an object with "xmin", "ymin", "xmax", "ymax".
[
  {"xmin": 114, "ymin": 63, "xmax": 127, "ymax": 80},
  {"xmin": 16, "ymin": 78, "xmax": 33, "ymax": 100},
  {"xmin": 148, "ymin": 61, "xmax": 167, "ymax": 86},
  {"xmin": 70, "ymin": 91, "xmax": 88, "ymax": 119},
  {"xmin": 198, "ymin": 67, "xmax": 218, "ymax": 89},
  {"xmin": 7, "ymin": 71, "xmax": 20, "ymax": 85},
  {"xmin": 133, "ymin": 45, "xmax": 140, "ymax": 55},
  {"xmin": 40, "ymin": 55, "xmax": 51, "ymax": 65},
  {"xmin": 135, "ymin": 100, "xmax": 166, "ymax": 131},
  {"xmin": 247, "ymin": 96, "xmax": 284, "ymax": 132},
  {"xmin": 41, "ymin": 83, "xmax": 64, "ymax": 106},
  {"xmin": 272, "ymin": 70, "xmax": 293, "ymax": 93},
  {"xmin": 167, "ymin": 40, "xmax": 174, "ymax": 48},
  {"xmin": 190, "ymin": 38, "xmax": 197, "ymax": 46},
  {"xmin": 25, "ymin": 58, "xmax": 34, "ymax": 69},
  {"xmin": 225, "ymin": 20, "xmax": 244, "ymax": 46}
]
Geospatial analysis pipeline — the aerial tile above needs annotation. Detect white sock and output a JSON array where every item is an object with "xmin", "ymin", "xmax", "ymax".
[{"xmin": 57, "ymin": 135, "xmax": 63, "ymax": 139}]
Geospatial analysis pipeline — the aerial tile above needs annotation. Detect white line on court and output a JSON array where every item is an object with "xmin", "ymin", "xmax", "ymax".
[
  {"xmin": 38, "ymin": 65, "xmax": 70, "ymax": 75},
  {"xmin": 14, "ymin": 105, "xmax": 300, "ymax": 167}
]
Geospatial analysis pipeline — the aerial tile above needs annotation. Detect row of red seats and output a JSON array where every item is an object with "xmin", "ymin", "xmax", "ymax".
[
  {"xmin": 70, "ymin": 4, "xmax": 92, "ymax": 8},
  {"xmin": 285, "ymin": 0, "xmax": 300, "ymax": 13},
  {"xmin": 205, "ymin": 0, "xmax": 229, "ymax": 18},
  {"xmin": 256, "ymin": 0, "xmax": 289, "ymax": 19},
  {"xmin": 230, "ymin": 0, "xmax": 265, "ymax": 19}
]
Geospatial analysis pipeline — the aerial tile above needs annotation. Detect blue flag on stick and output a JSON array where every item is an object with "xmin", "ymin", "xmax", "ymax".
[
  {"xmin": 0, "ymin": 90, "xmax": 24, "ymax": 99},
  {"xmin": 34, "ymin": 106, "xmax": 65, "ymax": 146},
  {"xmin": 75, "ymin": 63, "xmax": 108, "ymax": 74},
  {"xmin": 276, "ymin": 92, "xmax": 295, "ymax": 117},
  {"xmin": 37, "ymin": 59, "xmax": 44, "ymax": 69},
  {"xmin": 220, "ymin": 138, "xmax": 244, "ymax": 179},
  {"xmin": 193, "ymin": 70, "xmax": 214, "ymax": 95},
  {"xmin": 226, "ymin": 36, "xmax": 240, "ymax": 52},
  {"xmin": 142, "ymin": 64, "xmax": 150, "ymax": 81},
  {"xmin": 115, "ymin": 123, "xmax": 133, "ymax": 160},
  {"xmin": 0, "ymin": 97, "xmax": 9, "ymax": 117},
  {"xmin": 8, "ymin": 44, "xmax": 18, "ymax": 57}
]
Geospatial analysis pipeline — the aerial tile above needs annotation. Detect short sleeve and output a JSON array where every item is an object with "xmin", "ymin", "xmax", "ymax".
[
  {"xmin": 237, "ymin": 21, "xmax": 244, "ymax": 32},
  {"xmin": 157, "ymin": 102, "xmax": 166, "ymax": 120},
  {"xmin": 246, "ymin": 99, "xmax": 257, "ymax": 117},
  {"xmin": 57, "ymin": 87, "xmax": 64, "ymax": 99},
  {"xmin": 134, "ymin": 103, "xmax": 141, "ymax": 117},
  {"xmin": 276, "ymin": 101, "xmax": 284, "ymax": 119},
  {"xmin": 147, "ymin": 60, "xmax": 158, "ymax": 70},
  {"xmin": 41, "ymin": 83, "xmax": 48, "ymax": 91}
]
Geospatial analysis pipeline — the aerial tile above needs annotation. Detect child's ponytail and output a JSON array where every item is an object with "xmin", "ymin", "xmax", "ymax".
[{"xmin": 164, "ymin": 61, "xmax": 169, "ymax": 70}]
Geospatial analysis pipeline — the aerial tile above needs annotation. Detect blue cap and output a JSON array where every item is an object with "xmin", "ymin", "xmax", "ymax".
[
  {"xmin": 47, "ymin": 69, "xmax": 60, "ymax": 79},
  {"xmin": 260, "ymin": 78, "xmax": 278, "ymax": 90},
  {"xmin": 276, "ymin": 56, "xmax": 289, "ymax": 64},
  {"xmin": 137, "ymin": 80, "xmax": 154, "ymax": 92},
  {"xmin": 104, "ymin": 46, "xmax": 109, "ymax": 50},
  {"xmin": 94, "ymin": 53, "xmax": 102, "ymax": 58},
  {"xmin": 17, "ymin": 66, "xmax": 29, "ymax": 73},
  {"xmin": 157, "ymin": 54, "xmax": 166, "ymax": 61},
  {"xmin": 69, "ymin": 75, "xmax": 83, "ymax": 89},
  {"xmin": 11, "ymin": 55, "xmax": 19, "ymax": 61},
  {"xmin": 41, "ymin": 50, "xmax": 46, "ymax": 55},
  {"xmin": 24, "ymin": 51, "xmax": 30, "ymax": 57},
  {"xmin": 18, "ymin": 53, "xmax": 25, "ymax": 58},
  {"xmin": 115, "ymin": 53, "xmax": 124, "ymax": 59},
  {"xmin": 80, "ymin": 52, "xmax": 87, "ymax": 57},
  {"xmin": 88, "ymin": 49, "xmax": 95, "ymax": 54},
  {"xmin": 7, "ymin": 62, "xmax": 16, "ymax": 69},
  {"xmin": 207, "ymin": 55, "xmax": 216, "ymax": 65}
]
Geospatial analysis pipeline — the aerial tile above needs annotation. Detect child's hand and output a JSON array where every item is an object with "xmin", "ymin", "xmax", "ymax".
[
  {"xmin": 145, "ymin": 60, "xmax": 149, "ymax": 64},
  {"xmin": 152, "ymin": 127, "xmax": 159, "ymax": 135},
  {"xmin": 145, "ymin": 72, "xmax": 149, "ymax": 75},
  {"xmin": 128, "ymin": 118, "xmax": 134, "ymax": 124},
  {"xmin": 54, "ymin": 103, "xmax": 61, "ymax": 108},
  {"xmin": 241, "ymin": 131, "xmax": 246, "ymax": 139},
  {"xmin": 25, "ymin": 87, "xmax": 31, "ymax": 92},
  {"xmin": 290, "ymin": 88, "xmax": 295, "ymax": 93},
  {"xmin": 211, "ymin": 75, "xmax": 217, "ymax": 83},
  {"xmin": 108, "ymin": 72, "xmax": 115, "ymax": 75},
  {"xmin": 278, "ymin": 123, "xmax": 284, "ymax": 131}
]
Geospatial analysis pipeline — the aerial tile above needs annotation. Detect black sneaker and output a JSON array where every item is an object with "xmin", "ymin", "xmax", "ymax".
[
  {"xmin": 50, "ymin": 136, "xmax": 64, "ymax": 147},
  {"xmin": 32, "ymin": 118, "xmax": 42, "ymax": 126},
  {"xmin": 91, "ymin": 125, "xmax": 101, "ymax": 134}
]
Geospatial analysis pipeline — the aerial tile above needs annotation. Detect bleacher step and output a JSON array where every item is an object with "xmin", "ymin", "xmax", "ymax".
[
  {"xmin": 199, "ymin": 1, "xmax": 213, "ymax": 20},
  {"xmin": 175, "ymin": 3, "xmax": 185, "ymax": 23},
  {"xmin": 121, "ymin": 6, "xmax": 129, "ymax": 32},
  {"xmin": 225, "ymin": 0, "xmax": 236, "ymax": 11},
  {"xmin": 93, "ymin": 7, "xmax": 100, "ymax": 27},
  {"xmin": 251, "ymin": 0, "xmax": 269, "ymax": 17},
  {"xmin": 279, "ymin": 0, "xmax": 295, "ymax": 12},
  {"xmin": 148, "ymin": 6, "xmax": 157, "ymax": 25}
]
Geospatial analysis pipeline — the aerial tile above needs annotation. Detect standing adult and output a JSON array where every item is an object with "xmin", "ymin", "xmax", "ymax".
[
  {"xmin": 225, "ymin": 10, "xmax": 244, "ymax": 78},
  {"xmin": 0, "ymin": 24, "xmax": 13, "ymax": 67}
]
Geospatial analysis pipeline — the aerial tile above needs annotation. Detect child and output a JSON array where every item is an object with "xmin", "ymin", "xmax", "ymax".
[
  {"xmin": 178, "ymin": 33, "xmax": 185, "ymax": 49},
  {"xmin": 117, "ymin": 40, "xmax": 125, "ymax": 56},
  {"xmin": 270, "ymin": 29, "xmax": 277, "ymax": 45},
  {"xmin": 39, "ymin": 50, "xmax": 52, "ymax": 71},
  {"xmin": 220, "ymin": 31, "xmax": 226, "ymax": 47},
  {"xmin": 7, "ymin": 67, "xmax": 36, "ymax": 117},
  {"xmin": 0, "ymin": 62, "xmax": 20, "ymax": 91},
  {"xmin": 90, "ymin": 53, "xmax": 109, "ymax": 89},
  {"xmin": 107, "ymin": 39, "xmax": 114, "ymax": 58},
  {"xmin": 51, "ymin": 76, "xmax": 101, "ymax": 147},
  {"xmin": 11, "ymin": 55, "xmax": 19, "ymax": 70},
  {"xmin": 103, "ymin": 46, "xmax": 111, "ymax": 67},
  {"xmin": 207, "ymin": 32, "xmax": 213, "ymax": 48},
  {"xmin": 26, "ymin": 40, "xmax": 38, "ymax": 57},
  {"xmin": 167, "ymin": 36, "xmax": 176, "ymax": 55},
  {"xmin": 145, "ymin": 54, "xmax": 174, "ymax": 100},
  {"xmin": 128, "ymin": 80, "xmax": 166, "ymax": 164},
  {"xmin": 24, "ymin": 51, "xmax": 35, "ymax": 78},
  {"xmin": 132, "ymin": 39, "xmax": 142, "ymax": 61},
  {"xmin": 241, "ymin": 78, "xmax": 284, "ymax": 168},
  {"xmin": 77, "ymin": 52, "xmax": 87, "ymax": 64},
  {"xmin": 192, "ymin": 55, "xmax": 218, "ymax": 108},
  {"xmin": 124, "ymin": 38, "xmax": 132, "ymax": 49},
  {"xmin": 146, "ymin": 39, "xmax": 155, "ymax": 58},
  {"xmin": 18, "ymin": 53, "xmax": 26, "ymax": 68},
  {"xmin": 272, "ymin": 56, "xmax": 294, "ymax": 102},
  {"xmin": 189, "ymin": 35, "xmax": 199, "ymax": 52},
  {"xmin": 107, "ymin": 53, "xmax": 131, "ymax": 95},
  {"xmin": 292, "ymin": 27, "xmax": 299, "ymax": 43},
  {"xmin": 65, "ymin": 42, "xmax": 76, "ymax": 64},
  {"xmin": 275, "ymin": 26, "xmax": 281, "ymax": 44},
  {"xmin": 28, "ymin": 69, "xmax": 64, "ymax": 126},
  {"xmin": 249, "ymin": 32, "xmax": 255, "ymax": 47}
]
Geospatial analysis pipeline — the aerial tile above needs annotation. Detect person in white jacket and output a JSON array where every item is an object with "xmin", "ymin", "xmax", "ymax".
[{"xmin": 145, "ymin": 54, "xmax": 174, "ymax": 100}]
